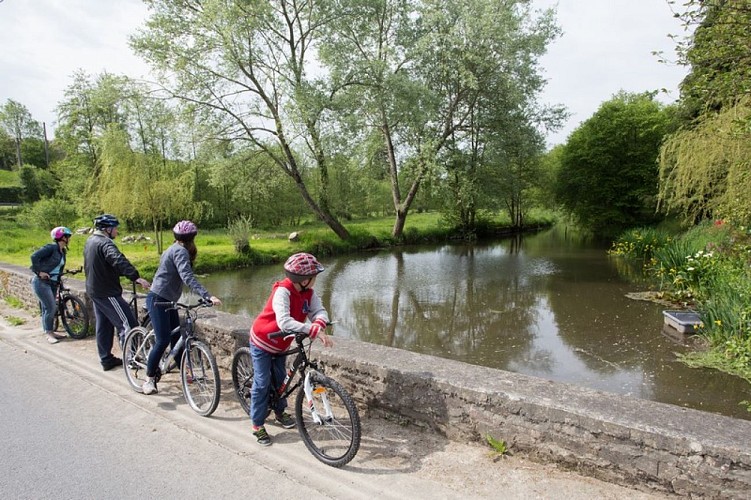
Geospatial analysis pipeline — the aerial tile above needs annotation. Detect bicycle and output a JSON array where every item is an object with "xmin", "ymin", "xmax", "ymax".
[
  {"xmin": 127, "ymin": 281, "xmax": 151, "ymax": 328},
  {"xmin": 231, "ymin": 329, "xmax": 361, "ymax": 467},
  {"xmin": 122, "ymin": 299, "xmax": 221, "ymax": 417},
  {"xmin": 51, "ymin": 267, "xmax": 90, "ymax": 339}
]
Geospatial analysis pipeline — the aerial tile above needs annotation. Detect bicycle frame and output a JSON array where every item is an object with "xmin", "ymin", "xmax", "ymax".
[
  {"xmin": 268, "ymin": 334, "xmax": 321, "ymax": 410},
  {"xmin": 124, "ymin": 298, "xmax": 220, "ymax": 416}
]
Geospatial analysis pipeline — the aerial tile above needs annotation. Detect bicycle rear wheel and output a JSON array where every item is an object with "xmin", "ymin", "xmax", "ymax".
[
  {"xmin": 295, "ymin": 372, "xmax": 361, "ymax": 467},
  {"xmin": 123, "ymin": 327, "xmax": 153, "ymax": 393},
  {"xmin": 231, "ymin": 347, "xmax": 253, "ymax": 415},
  {"xmin": 60, "ymin": 295, "xmax": 89, "ymax": 339},
  {"xmin": 181, "ymin": 341, "xmax": 220, "ymax": 417}
]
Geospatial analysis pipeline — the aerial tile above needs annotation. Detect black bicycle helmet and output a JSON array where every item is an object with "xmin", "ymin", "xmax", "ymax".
[{"xmin": 94, "ymin": 214, "xmax": 119, "ymax": 229}]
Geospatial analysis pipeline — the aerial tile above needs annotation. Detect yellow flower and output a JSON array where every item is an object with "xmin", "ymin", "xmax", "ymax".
[{"xmin": 715, "ymin": 320, "xmax": 722, "ymax": 326}]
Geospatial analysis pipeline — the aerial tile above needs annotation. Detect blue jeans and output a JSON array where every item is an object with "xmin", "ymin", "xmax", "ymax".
[
  {"xmin": 32, "ymin": 276, "xmax": 57, "ymax": 332},
  {"xmin": 145, "ymin": 292, "xmax": 181, "ymax": 378},
  {"xmin": 250, "ymin": 344, "xmax": 287, "ymax": 427}
]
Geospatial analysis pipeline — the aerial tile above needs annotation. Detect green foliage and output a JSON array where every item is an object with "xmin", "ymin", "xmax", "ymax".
[
  {"xmin": 227, "ymin": 215, "xmax": 253, "ymax": 254},
  {"xmin": 485, "ymin": 434, "xmax": 510, "ymax": 460},
  {"xmin": 16, "ymin": 198, "xmax": 78, "ymax": 230},
  {"xmin": 18, "ymin": 165, "xmax": 58, "ymax": 203},
  {"xmin": 673, "ymin": 1, "xmax": 751, "ymax": 116},
  {"xmin": 623, "ymin": 219, "xmax": 751, "ymax": 380},
  {"xmin": 658, "ymin": 97, "xmax": 751, "ymax": 226},
  {"xmin": 4, "ymin": 296, "xmax": 24, "ymax": 309},
  {"xmin": 556, "ymin": 92, "xmax": 672, "ymax": 237},
  {"xmin": 608, "ymin": 227, "xmax": 674, "ymax": 260}
]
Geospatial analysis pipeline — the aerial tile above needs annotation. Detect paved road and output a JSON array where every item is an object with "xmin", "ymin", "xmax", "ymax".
[{"xmin": 0, "ymin": 304, "xmax": 668, "ymax": 499}]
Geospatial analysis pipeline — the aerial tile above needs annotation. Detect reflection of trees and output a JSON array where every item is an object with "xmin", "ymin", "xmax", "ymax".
[{"xmin": 327, "ymin": 244, "xmax": 542, "ymax": 371}]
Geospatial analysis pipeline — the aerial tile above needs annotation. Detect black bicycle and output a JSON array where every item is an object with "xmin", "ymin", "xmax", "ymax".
[
  {"xmin": 122, "ymin": 299, "xmax": 220, "ymax": 417},
  {"xmin": 52, "ymin": 267, "xmax": 89, "ymax": 339},
  {"xmin": 231, "ymin": 329, "xmax": 361, "ymax": 467},
  {"xmin": 127, "ymin": 282, "xmax": 151, "ymax": 328}
]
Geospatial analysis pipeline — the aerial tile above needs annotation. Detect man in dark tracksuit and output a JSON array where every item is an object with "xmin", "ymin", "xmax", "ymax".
[{"xmin": 83, "ymin": 214, "xmax": 151, "ymax": 371}]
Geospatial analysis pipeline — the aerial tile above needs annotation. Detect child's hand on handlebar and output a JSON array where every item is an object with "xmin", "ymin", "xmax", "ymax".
[{"xmin": 318, "ymin": 331, "xmax": 334, "ymax": 348}]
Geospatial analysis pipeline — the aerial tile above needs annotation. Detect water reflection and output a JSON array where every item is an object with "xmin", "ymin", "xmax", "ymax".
[{"xmin": 202, "ymin": 227, "xmax": 751, "ymax": 420}]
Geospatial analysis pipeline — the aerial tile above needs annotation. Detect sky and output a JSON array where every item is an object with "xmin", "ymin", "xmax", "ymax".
[{"xmin": 0, "ymin": 0, "xmax": 689, "ymax": 147}]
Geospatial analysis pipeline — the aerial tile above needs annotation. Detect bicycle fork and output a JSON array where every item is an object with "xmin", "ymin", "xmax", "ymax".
[{"xmin": 303, "ymin": 371, "xmax": 334, "ymax": 425}]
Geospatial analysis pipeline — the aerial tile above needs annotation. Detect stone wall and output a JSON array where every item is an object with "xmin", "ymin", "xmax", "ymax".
[{"xmin": 2, "ymin": 263, "xmax": 750, "ymax": 497}]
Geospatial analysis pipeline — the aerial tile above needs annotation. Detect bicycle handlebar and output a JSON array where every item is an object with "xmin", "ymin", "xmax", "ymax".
[
  {"xmin": 154, "ymin": 299, "xmax": 214, "ymax": 310},
  {"xmin": 268, "ymin": 321, "xmax": 333, "ymax": 340}
]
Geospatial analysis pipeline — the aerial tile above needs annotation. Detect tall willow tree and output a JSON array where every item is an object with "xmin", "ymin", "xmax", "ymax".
[
  {"xmin": 658, "ymin": 0, "xmax": 751, "ymax": 225},
  {"xmin": 97, "ymin": 126, "xmax": 201, "ymax": 253}
]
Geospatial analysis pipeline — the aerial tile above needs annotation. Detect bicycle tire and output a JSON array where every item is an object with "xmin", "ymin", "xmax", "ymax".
[
  {"xmin": 180, "ymin": 341, "xmax": 221, "ymax": 417},
  {"xmin": 123, "ymin": 327, "xmax": 153, "ymax": 393},
  {"xmin": 230, "ymin": 347, "xmax": 253, "ymax": 415},
  {"xmin": 60, "ymin": 295, "xmax": 89, "ymax": 339},
  {"xmin": 295, "ymin": 372, "xmax": 361, "ymax": 467}
]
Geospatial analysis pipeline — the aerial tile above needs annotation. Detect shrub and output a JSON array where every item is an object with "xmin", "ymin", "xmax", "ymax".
[
  {"xmin": 227, "ymin": 215, "xmax": 253, "ymax": 254},
  {"xmin": 16, "ymin": 198, "xmax": 78, "ymax": 229}
]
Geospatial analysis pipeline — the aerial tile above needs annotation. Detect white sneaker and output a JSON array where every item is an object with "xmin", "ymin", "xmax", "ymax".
[
  {"xmin": 46, "ymin": 334, "xmax": 59, "ymax": 344},
  {"xmin": 142, "ymin": 378, "xmax": 158, "ymax": 395}
]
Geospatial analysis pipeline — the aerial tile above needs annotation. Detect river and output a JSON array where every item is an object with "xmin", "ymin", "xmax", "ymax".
[{"xmin": 200, "ymin": 226, "xmax": 751, "ymax": 420}]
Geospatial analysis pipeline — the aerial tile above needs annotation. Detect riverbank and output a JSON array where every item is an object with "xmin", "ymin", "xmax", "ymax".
[{"xmin": 0, "ymin": 211, "xmax": 555, "ymax": 277}]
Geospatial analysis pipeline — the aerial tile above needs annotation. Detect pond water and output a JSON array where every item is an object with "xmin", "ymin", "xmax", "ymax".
[{"xmin": 200, "ymin": 226, "xmax": 751, "ymax": 420}]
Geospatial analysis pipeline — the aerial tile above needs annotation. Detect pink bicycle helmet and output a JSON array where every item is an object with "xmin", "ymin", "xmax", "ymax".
[
  {"xmin": 284, "ymin": 253, "xmax": 324, "ymax": 283},
  {"xmin": 51, "ymin": 226, "xmax": 72, "ymax": 241},
  {"xmin": 173, "ymin": 220, "xmax": 198, "ymax": 242}
]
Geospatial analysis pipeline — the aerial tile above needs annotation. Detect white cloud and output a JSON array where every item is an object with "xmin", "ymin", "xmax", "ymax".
[
  {"xmin": 0, "ymin": 0, "xmax": 689, "ymax": 147},
  {"xmin": 0, "ymin": 0, "xmax": 150, "ymax": 135},
  {"xmin": 532, "ymin": 0, "xmax": 689, "ymax": 146}
]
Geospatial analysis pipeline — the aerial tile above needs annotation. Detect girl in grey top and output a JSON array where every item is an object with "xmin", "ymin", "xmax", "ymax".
[{"xmin": 142, "ymin": 220, "xmax": 221, "ymax": 395}]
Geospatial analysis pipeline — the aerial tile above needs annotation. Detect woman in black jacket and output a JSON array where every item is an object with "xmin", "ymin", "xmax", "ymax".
[{"xmin": 30, "ymin": 226, "xmax": 73, "ymax": 344}]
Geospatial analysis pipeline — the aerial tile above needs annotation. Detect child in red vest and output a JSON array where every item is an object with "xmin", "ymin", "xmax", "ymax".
[{"xmin": 248, "ymin": 252, "xmax": 333, "ymax": 446}]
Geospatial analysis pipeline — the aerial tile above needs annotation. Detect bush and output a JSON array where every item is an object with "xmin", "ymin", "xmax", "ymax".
[
  {"xmin": 16, "ymin": 198, "xmax": 78, "ymax": 229},
  {"xmin": 227, "ymin": 215, "xmax": 253, "ymax": 254}
]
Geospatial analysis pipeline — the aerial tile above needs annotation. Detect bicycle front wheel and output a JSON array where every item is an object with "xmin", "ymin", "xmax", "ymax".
[
  {"xmin": 231, "ymin": 347, "xmax": 253, "ymax": 415},
  {"xmin": 60, "ymin": 295, "xmax": 89, "ymax": 339},
  {"xmin": 123, "ymin": 327, "xmax": 153, "ymax": 393},
  {"xmin": 181, "ymin": 341, "xmax": 220, "ymax": 417},
  {"xmin": 295, "ymin": 372, "xmax": 361, "ymax": 467}
]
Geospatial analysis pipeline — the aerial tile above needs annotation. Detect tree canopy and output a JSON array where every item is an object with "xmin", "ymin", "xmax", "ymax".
[{"xmin": 556, "ymin": 92, "xmax": 672, "ymax": 237}]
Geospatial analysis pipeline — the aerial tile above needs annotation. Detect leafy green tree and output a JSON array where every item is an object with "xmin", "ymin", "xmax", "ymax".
[
  {"xmin": 556, "ymin": 92, "xmax": 671, "ymax": 237},
  {"xmin": 0, "ymin": 99, "xmax": 42, "ymax": 168},
  {"xmin": 18, "ymin": 165, "xmax": 58, "ymax": 203},
  {"xmin": 673, "ymin": 0, "xmax": 751, "ymax": 118},
  {"xmin": 0, "ymin": 128, "xmax": 17, "ymax": 170},
  {"xmin": 322, "ymin": 0, "xmax": 560, "ymax": 237},
  {"xmin": 131, "ymin": 0, "xmax": 350, "ymax": 239}
]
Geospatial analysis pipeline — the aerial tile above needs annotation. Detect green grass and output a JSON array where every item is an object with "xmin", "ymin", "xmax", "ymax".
[
  {"xmin": 4, "ymin": 296, "xmax": 24, "ymax": 309},
  {"xmin": 0, "ymin": 169, "xmax": 20, "ymax": 186},
  {"xmin": 4, "ymin": 315, "xmax": 25, "ymax": 326},
  {"xmin": 2, "ymin": 211, "xmax": 556, "ymax": 278}
]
